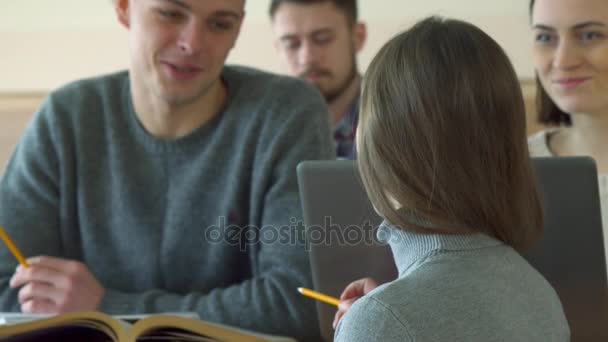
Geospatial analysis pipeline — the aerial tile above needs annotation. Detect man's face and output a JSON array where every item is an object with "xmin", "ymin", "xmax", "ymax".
[
  {"xmin": 272, "ymin": 2, "xmax": 365, "ymax": 102},
  {"xmin": 115, "ymin": 0, "xmax": 244, "ymax": 107}
]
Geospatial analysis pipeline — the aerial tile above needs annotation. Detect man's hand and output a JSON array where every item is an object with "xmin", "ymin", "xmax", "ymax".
[
  {"xmin": 9, "ymin": 256, "xmax": 105, "ymax": 314},
  {"xmin": 332, "ymin": 277, "xmax": 378, "ymax": 329}
]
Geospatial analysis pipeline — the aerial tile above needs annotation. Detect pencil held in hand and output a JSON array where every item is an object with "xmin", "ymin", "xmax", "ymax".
[
  {"xmin": 0, "ymin": 226, "xmax": 29, "ymax": 267},
  {"xmin": 298, "ymin": 287, "xmax": 340, "ymax": 306}
]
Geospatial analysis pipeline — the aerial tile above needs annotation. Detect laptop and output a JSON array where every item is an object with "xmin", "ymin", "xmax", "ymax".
[{"xmin": 297, "ymin": 157, "xmax": 608, "ymax": 341}]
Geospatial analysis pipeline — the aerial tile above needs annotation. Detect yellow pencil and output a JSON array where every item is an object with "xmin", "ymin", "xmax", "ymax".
[
  {"xmin": 297, "ymin": 287, "xmax": 340, "ymax": 306},
  {"xmin": 0, "ymin": 226, "xmax": 29, "ymax": 267}
]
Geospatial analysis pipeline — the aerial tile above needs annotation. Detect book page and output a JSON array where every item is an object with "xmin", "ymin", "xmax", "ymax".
[
  {"xmin": 0, "ymin": 313, "xmax": 52, "ymax": 325},
  {"xmin": 0, "ymin": 311, "xmax": 199, "ymax": 325},
  {"xmin": 129, "ymin": 315, "xmax": 296, "ymax": 342},
  {"xmin": 0, "ymin": 311, "xmax": 125, "ymax": 342}
]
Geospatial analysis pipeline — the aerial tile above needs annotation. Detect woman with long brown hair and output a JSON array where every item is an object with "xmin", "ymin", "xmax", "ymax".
[{"xmin": 332, "ymin": 16, "xmax": 569, "ymax": 341}]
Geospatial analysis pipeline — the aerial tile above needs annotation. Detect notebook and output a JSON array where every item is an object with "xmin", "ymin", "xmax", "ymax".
[
  {"xmin": 0, "ymin": 312, "xmax": 199, "ymax": 325},
  {"xmin": 0, "ymin": 311, "xmax": 296, "ymax": 342}
]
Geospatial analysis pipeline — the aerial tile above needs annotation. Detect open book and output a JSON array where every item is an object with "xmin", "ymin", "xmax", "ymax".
[{"xmin": 0, "ymin": 311, "xmax": 297, "ymax": 342}]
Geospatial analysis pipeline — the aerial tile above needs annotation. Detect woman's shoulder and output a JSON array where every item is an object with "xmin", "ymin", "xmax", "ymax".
[{"xmin": 334, "ymin": 292, "xmax": 413, "ymax": 342}]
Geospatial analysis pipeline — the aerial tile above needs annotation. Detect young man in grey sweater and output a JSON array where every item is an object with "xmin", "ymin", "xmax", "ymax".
[{"xmin": 0, "ymin": 1, "xmax": 333, "ymax": 340}]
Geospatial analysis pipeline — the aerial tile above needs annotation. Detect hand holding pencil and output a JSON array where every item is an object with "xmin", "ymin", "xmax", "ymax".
[
  {"xmin": 332, "ymin": 277, "xmax": 378, "ymax": 328},
  {"xmin": 1, "ymin": 226, "xmax": 105, "ymax": 313},
  {"xmin": 297, "ymin": 277, "xmax": 379, "ymax": 330},
  {"xmin": 10, "ymin": 255, "xmax": 105, "ymax": 314}
]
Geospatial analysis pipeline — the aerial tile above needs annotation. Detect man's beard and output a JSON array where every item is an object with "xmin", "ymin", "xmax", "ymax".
[
  {"xmin": 300, "ymin": 63, "xmax": 357, "ymax": 103},
  {"xmin": 322, "ymin": 63, "xmax": 358, "ymax": 103},
  {"xmin": 298, "ymin": 46, "xmax": 359, "ymax": 103}
]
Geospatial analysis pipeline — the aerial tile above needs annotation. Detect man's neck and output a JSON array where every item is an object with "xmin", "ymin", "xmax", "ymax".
[
  {"xmin": 328, "ymin": 74, "xmax": 361, "ymax": 128},
  {"xmin": 551, "ymin": 111, "xmax": 608, "ymax": 173},
  {"xmin": 131, "ymin": 80, "xmax": 227, "ymax": 140}
]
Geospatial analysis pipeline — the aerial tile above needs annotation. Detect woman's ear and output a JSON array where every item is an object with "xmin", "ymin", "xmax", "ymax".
[{"xmin": 115, "ymin": 0, "xmax": 131, "ymax": 29}]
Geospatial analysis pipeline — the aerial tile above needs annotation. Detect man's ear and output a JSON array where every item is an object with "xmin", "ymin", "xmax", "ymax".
[
  {"xmin": 353, "ymin": 22, "xmax": 367, "ymax": 53},
  {"xmin": 115, "ymin": 0, "xmax": 131, "ymax": 29}
]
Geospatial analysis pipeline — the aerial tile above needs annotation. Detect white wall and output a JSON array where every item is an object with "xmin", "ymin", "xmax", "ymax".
[{"xmin": 0, "ymin": 0, "xmax": 534, "ymax": 92}]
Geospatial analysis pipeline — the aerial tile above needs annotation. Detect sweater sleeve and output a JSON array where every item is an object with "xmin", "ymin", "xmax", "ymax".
[
  {"xmin": 334, "ymin": 296, "xmax": 414, "ymax": 342},
  {"xmin": 0, "ymin": 96, "xmax": 64, "ymax": 311},
  {"xmin": 99, "ymin": 79, "xmax": 335, "ymax": 341}
]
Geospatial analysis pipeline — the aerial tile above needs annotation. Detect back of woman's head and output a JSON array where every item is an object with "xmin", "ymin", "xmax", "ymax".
[{"xmin": 357, "ymin": 16, "xmax": 543, "ymax": 251}]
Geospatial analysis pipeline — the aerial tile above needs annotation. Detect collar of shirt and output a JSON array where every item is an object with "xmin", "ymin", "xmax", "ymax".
[{"xmin": 334, "ymin": 96, "xmax": 360, "ymax": 159}]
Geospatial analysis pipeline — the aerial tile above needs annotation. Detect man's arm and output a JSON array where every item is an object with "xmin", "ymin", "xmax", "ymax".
[{"xmin": 0, "ymin": 96, "xmax": 63, "ymax": 311}]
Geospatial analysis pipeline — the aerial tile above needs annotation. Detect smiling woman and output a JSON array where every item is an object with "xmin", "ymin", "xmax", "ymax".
[{"xmin": 527, "ymin": 0, "xmax": 608, "ymax": 278}]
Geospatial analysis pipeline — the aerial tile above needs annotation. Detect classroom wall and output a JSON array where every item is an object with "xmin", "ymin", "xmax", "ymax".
[
  {"xmin": 0, "ymin": 1, "xmax": 542, "ymax": 170},
  {"xmin": 0, "ymin": 0, "xmax": 535, "ymax": 92}
]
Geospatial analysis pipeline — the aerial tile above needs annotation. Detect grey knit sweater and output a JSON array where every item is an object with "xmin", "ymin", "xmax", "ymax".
[
  {"xmin": 334, "ymin": 221, "xmax": 570, "ymax": 341},
  {"xmin": 0, "ymin": 66, "xmax": 334, "ymax": 340}
]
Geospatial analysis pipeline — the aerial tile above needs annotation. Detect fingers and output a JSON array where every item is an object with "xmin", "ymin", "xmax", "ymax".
[
  {"xmin": 332, "ymin": 309, "xmax": 344, "ymax": 329},
  {"xmin": 12, "ymin": 256, "xmax": 91, "ymax": 291},
  {"xmin": 13, "ymin": 269, "xmax": 69, "ymax": 314},
  {"xmin": 362, "ymin": 278, "xmax": 378, "ymax": 292},
  {"xmin": 333, "ymin": 277, "xmax": 379, "ymax": 330},
  {"xmin": 340, "ymin": 277, "xmax": 378, "ymax": 300},
  {"xmin": 9, "ymin": 256, "xmax": 105, "ymax": 313},
  {"xmin": 18, "ymin": 281, "xmax": 62, "ymax": 305},
  {"xmin": 332, "ymin": 297, "xmax": 359, "ymax": 329},
  {"xmin": 10, "ymin": 264, "xmax": 67, "ymax": 289},
  {"xmin": 337, "ymin": 296, "xmax": 359, "ymax": 312},
  {"xmin": 25, "ymin": 256, "xmax": 81, "ymax": 273},
  {"xmin": 21, "ymin": 298, "xmax": 57, "ymax": 314}
]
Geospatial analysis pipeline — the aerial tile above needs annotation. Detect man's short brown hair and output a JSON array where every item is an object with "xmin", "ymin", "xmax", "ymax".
[{"xmin": 269, "ymin": 0, "xmax": 358, "ymax": 25}]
